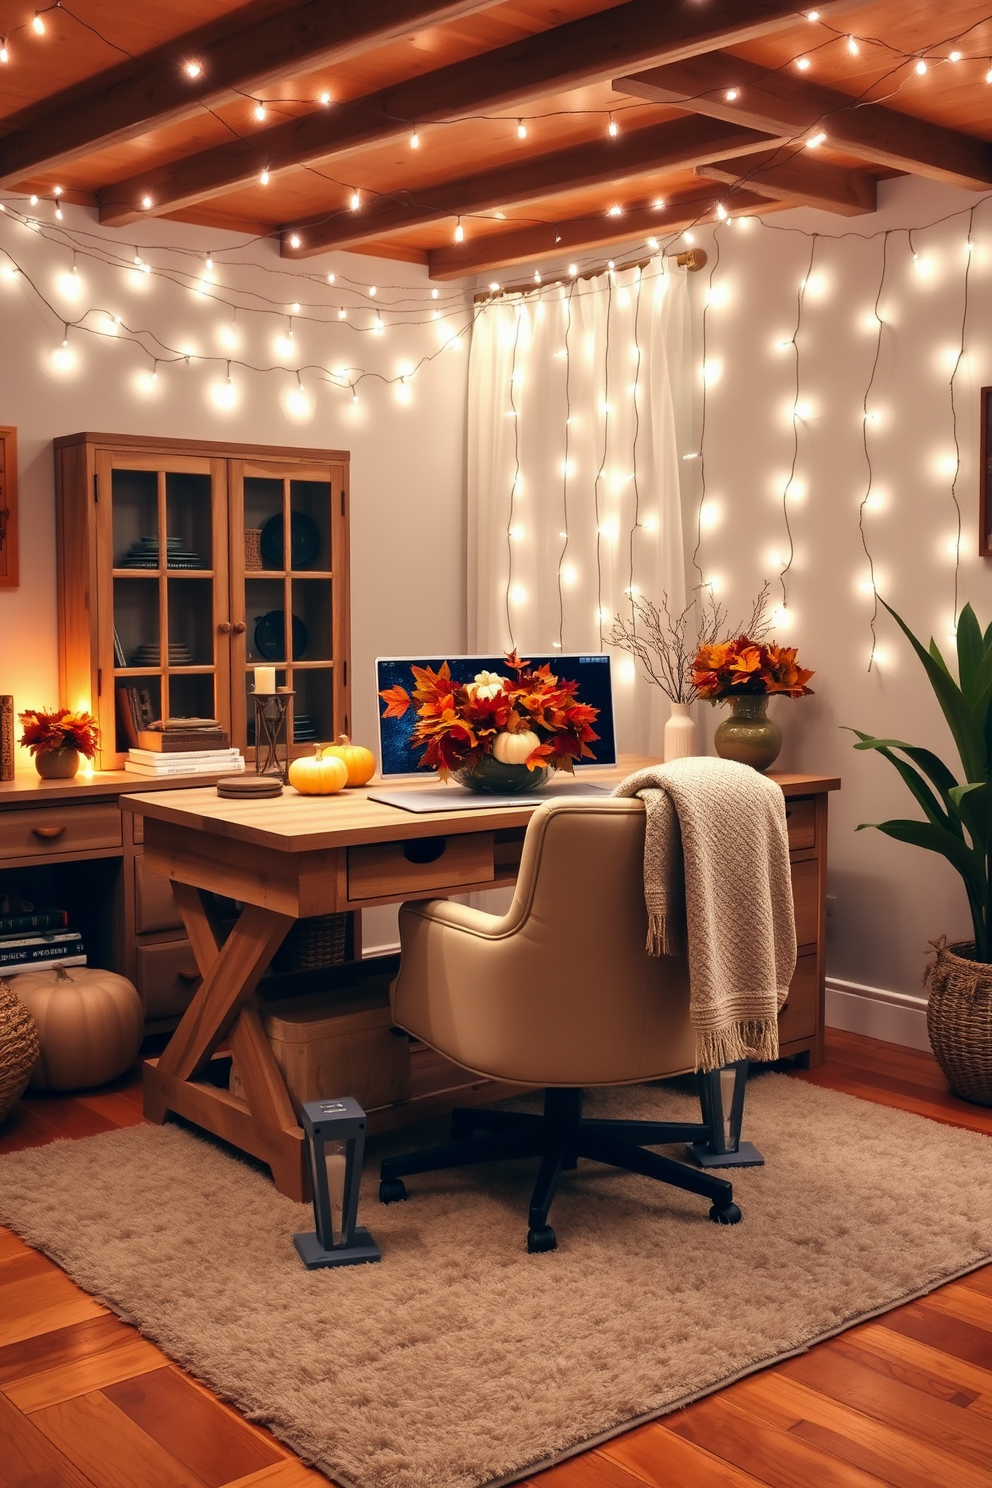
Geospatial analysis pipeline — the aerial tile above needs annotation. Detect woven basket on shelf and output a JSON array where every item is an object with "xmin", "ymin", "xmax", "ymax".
[
  {"xmin": 0, "ymin": 978, "xmax": 40, "ymax": 1123},
  {"xmin": 244, "ymin": 528, "xmax": 263, "ymax": 571},
  {"xmin": 272, "ymin": 913, "xmax": 349, "ymax": 973},
  {"xmin": 925, "ymin": 938, "xmax": 992, "ymax": 1107}
]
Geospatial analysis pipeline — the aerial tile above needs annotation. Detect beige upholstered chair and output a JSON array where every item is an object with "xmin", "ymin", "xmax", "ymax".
[{"xmin": 379, "ymin": 796, "xmax": 754, "ymax": 1252}]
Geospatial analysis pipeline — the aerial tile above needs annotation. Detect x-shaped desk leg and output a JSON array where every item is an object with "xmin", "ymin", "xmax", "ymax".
[{"xmin": 143, "ymin": 883, "xmax": 308, "ymax": 1197}]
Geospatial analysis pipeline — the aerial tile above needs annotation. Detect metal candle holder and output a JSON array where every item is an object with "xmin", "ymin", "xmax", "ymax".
[
  {"xmin": 294, "ymin": 1097, "xmax": 381, "ymax": 1269},
  {"xmin": 252, "ymin": 688, "xmax": 294, "ymax": 781}
]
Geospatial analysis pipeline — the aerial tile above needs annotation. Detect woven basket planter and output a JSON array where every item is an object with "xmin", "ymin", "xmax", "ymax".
[
  {"xmin": 272, "ymin": 913, "xmax": 349, "ymax": 973},
  {"xmin": 0, "ymin": 979, "xmax": 40, "ymax": 1123},
  {"xmin": 925, "ymin": 938, "xmax": 992, "ymax": 1106}
]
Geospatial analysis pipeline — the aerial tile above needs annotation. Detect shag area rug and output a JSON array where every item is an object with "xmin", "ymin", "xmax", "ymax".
[{"xmin": 2, "ymin": 1074, "xmax": 991, "ymax": 1488}]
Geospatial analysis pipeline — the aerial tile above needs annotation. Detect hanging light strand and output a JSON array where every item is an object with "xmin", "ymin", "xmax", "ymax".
[
  {"xmin": 858, "ymin": 230, "xmax": 890, "ymax": 672},
  {"xmin": 593, "ymin": 274, "xmax": 614, "ymax": 650}
]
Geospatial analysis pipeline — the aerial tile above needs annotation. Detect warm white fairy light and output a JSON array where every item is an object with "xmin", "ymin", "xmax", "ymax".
[
  {"xmin": 915, "ymin": 58, "xmax": 928, "ymax": 75},
  {"xmin": 607, "ymin": 204, "xmax": 623, "ymax": 217},
  {"xmin": 806, "ymin": 8, "xmax": 819, "ymax": 18},
  {"xmin": 517, "ymin": 120, "xmax": 527, "ymax": 139},
  {"xmin": 368, "ymin": 285, "xmax": 377, "ymax": 297},
  {"xmin": 184, "ymin": 60, "xmax": 201, "ymax": 78},
  {"xmin": 651, "ymin": 197, "xmax": 666, "ymax": 211},
  {"xmin": 715, "ymin": 201, "xmax": 728, "ymax": 221},
  {"xmin": 253, "ymin": 101, "xmax": 267, "ymax": 122},
  {"xmin": 0, "ymin": 39, "xmax": 9, "ymax": 63},
  {"xmin": 454, "ymin": 218, "xmax": 464, "ymax": 243},
  {"xmin": 568, "ymin": 263, "xmax": 578, "ymax": 276},
  {"xmin": 338, "ymin": 307, "xmax": 347, "ymax": 319},
  {"xmin": 796, "ymin": 56, "xmax": 810, "ymax": 71},
  {"xmin": 431, "ymin": 288, "xmax": 438, "ymax": 298},
  {"xmin": 607, "ymin": 114, "xmax": 619, "ymax": 137},
  {"xmin": 32, "ymin": 13, "xmax": 45, "ymax": 35},
  {"xmin": 349, "ymin": 189, "xmax": 360, "ymax": 211},
  {"xmin": 806, "ymin": 131, "xmax": 826, "ymax": 149},
  {"xmin": 410, "ymin": 128, "xmax": 420, "ymax": 149},
  {"xmin": 725, "ymin": 88, "xmax": 739, "ymax": 101},
  {"xmin": 288, "ymin": 234, "xmax": 301, "ymax": 250},
  {"xmin": 847, "ymin": 35, "xmax": 860, "ymax": 55}
]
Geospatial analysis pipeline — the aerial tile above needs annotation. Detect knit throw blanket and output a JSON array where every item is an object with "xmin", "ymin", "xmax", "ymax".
[{"xmin": 613, "ymin": 757, "xmax": 796, "ymax": 1071}]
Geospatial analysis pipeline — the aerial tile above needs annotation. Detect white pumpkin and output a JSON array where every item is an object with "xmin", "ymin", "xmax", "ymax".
[
  {"xmin": 491, "ymin": 729, "xmax": 541, "ymax": 765},
  {"xmin": 11, "ymin": 964, "xmax": 143, "ymax": 1092},
  {"xmin": 468, "ymin": 670, "xmax": 506, "ymax": 701}
]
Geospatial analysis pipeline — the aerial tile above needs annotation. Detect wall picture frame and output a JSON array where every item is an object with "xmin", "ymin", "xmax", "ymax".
[{"xmin": 0, "ymin": 426, "xmax": 17, "ymax": 589}]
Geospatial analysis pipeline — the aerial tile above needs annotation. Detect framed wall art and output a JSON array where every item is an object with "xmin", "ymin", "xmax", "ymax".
[{"xmin": 0, "ymin": 426, "xmax": 18, "ymax": 589}]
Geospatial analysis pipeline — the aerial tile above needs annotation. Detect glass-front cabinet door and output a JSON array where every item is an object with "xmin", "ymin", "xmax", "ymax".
[
  {"xmin": 230, "ymin": 458, "xmax": 351, "ymax": 757},
  {"xmin": 95, "ymin": 450, "xmax": 230, "ymax": 762}
]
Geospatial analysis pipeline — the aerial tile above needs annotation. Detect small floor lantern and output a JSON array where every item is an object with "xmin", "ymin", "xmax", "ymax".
[
  {"xmin": 690, "ymin": 1060, "xmax": 764, "ymax": 1168},
  {"xmin": 294, "ymin": 1097, "xmax": 381, "ymax": 1268}
]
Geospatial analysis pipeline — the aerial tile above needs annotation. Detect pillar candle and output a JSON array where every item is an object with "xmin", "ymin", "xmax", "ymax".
[{"xmin": 253, "ymin": 666, "xmax": 276, "ymax": 694}]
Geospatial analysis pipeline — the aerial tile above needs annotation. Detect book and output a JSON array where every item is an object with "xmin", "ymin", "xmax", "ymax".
[
  {"xmin": 128, "ymin": 746, "xmax": 241, "ymax": 765},
  {"xmin": 124, "ymin": 757, "xmax": 246, "ymax": 777},
  {"xmin": 0, "ymin": 908, "xmax": 69, "ymax": 934},
  {"xmin": 137, "ymin": 729, "xmax": 229, "ymax": 753},
  {"xmin": 0, "ymin": 694, "xmax": 13, "ymax": 782},
  {"xmin": 0, "ymin": 930, "xmax": 83, "ymax": 949},
  {"xmin": 2, "ymin": 953, "xmax": 87, "ymax": 975},
  {"xmin": 0, "ymin": 941, "xmax": 85, "ymax": 968}
]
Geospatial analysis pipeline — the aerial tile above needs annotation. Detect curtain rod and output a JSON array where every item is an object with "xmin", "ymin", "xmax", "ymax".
[{"xmin": 473, "ymin": 247, "xmax": 707, "ymax": 303}]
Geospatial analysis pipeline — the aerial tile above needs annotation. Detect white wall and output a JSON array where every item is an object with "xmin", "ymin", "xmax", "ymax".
[
  {"xmin": 685, "ymin": 176, "xmax": 992, "ymax": 1030},
  {"xmin": 0, "ymin": 204, "xmax": 470, "ymax": 763}
]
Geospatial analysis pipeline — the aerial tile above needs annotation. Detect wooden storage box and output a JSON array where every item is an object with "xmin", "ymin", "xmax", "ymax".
[{"xmin": 232, "ymin": 975, "xmax": 410, "ymax": 1115}]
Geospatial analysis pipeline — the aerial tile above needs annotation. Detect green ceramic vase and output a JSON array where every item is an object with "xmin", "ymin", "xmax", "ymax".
[
  {"xmin": 452, "ymin": 755, "xmax": 552, "ymax": 794},
  {"xmin": 713, "ymin": 696, "xmax": 781, "ymax": 772},
  {"xmin": 34, "ymin": 746, "xmax": 80, "ymax": 780}
]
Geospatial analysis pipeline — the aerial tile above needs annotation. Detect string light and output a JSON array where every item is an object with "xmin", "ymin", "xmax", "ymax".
[
  {"xmin": 454, "ymin": 218, "xmax": 464, "ymax": 243},
  {"xmin": 607, "ymin": 114, "xmax": 619, "ymax": 138},
  {"xmin": 32, "ymin": 13, "xmax": 45, "ymax": 35},
  {"xmin": 184, "ymin": 60, "xmax": 201, "ymax": 78},
  {"xmin": 915, "ymin": 58, "xmax": 928, "ymax": 75},
  {"xmin": 607, "ymin": 205, "xmax": 623, "ymax": 218},
  {"xmin": 796, "ymin": 56, "xmax": 811, "ymax": 70},
  {"xmin": 259, "ymin": 169, "xmax": 270, "ymax": 186},
  {"xmin": 0, "ymin": 39, "xmax": 9, "ymax": 63},
  {"xmin": 409, "ymin": 128, "xmax": 420, "ymax": 149},
  {"xmin": 725, "ymin": 88, "xmax": 739, "ymax": 101},
  {"xmin": 349, "ymin": 189, "xmax": 360, "ymax": 211},
  {"xmin": 847, "ymin": 35, "xmax": 860, "ymax": 55},
  {"xmin": 288, "ymin": 233, "xmax": 301, "ymax": 249},
  {"xmin": 806, "ymin": 131, "xmax": 827, "ymax": 148},
  {"xmin": 319, "ymin": 90, "xmax": 331, "ymax": 106},
  {"xmin": 517, "ymin": 120, "xmax": 527, "ymax": 139},
  {"xmin": 368, "ymin": 285, "xmax": 377, "ymax": 297}
]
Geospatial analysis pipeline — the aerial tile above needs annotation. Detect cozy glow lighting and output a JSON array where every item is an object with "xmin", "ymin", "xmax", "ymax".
[
  {"xmin": 260, "ymin": 169, "xmax": 270, "ymax": 186},
  {"xmin": 0, "ymin": 39, "xmax": 9, "ymax": 63},
  {"xmin": 796, "ymin": 56, "xmax": 810, "ymax": 70},
  {"xmin": 517, "ymin": 120, "xmax": 527, "ymax": 139},
  {"xmin": 320, "ymin": 90, "xmax": 331, "ymax": 105},
  {"xmin": 349, "ymin": 190, "xmax": 360, "ymax": 211},
  {"xmin": 253, "ymin": 102, "xmax": 267, "ymax": 122},
  {"xmin": 410, "ymin": 129, "xmax": 420, "ymax": 149},
  {"xmin": 32, "ymin": 13, "xmax": 45, "ymax": 35},
  {"xmin": 184, "ymin": 60, "xmax": 202, "ymax": 78}
]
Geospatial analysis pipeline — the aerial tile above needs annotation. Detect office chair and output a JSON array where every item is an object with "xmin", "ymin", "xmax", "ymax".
[{"xmin": 379, "ymin": 797, "xmax": 764, "ymax": 1252}]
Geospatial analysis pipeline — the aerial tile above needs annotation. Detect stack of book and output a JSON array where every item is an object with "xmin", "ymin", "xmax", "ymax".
[
  {"xmin": 0, "ymin": 907, "xmax": 86, "ymax": 974},
  {"xmin": 125, "ymin": 746, "xmax": 245, "ymax": 778}
]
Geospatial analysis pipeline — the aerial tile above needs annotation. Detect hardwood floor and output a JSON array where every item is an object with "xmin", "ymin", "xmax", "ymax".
[{"xmin": 0, "ymin": 1028, "xmax": 989, "ymax": 1488}]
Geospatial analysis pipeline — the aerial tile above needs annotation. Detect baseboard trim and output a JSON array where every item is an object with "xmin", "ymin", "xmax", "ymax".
[{"xmin": 826, "ymin": 976, "xmax": 930, "ymax": 1052}]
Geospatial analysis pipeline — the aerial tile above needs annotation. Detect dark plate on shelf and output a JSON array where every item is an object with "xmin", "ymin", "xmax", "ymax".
[
  {"xmin": 254, "ymin": 610, "xmax": 308, "ymax": 661},
  {"xmin": 259, "ymin": 511, "xmax": 320, "ymax": 570}
]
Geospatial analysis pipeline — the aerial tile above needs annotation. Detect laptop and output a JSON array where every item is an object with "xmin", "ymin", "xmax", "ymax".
[{"xmin": 371, "ymin": 653, "xmax": 617, "ymax": 812}]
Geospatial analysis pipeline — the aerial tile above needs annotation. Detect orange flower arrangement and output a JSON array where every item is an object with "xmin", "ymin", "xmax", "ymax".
[
  {"xmin": 379, "ymin": 652, "xmax": 600, "ymax": 779},
  {"xmin": 18, "ymin": 707, "xmax": 99, "ymax": 757},
  {"xmin": 692, "ymin": 637, "xmax": 814, "ymax": 700}
]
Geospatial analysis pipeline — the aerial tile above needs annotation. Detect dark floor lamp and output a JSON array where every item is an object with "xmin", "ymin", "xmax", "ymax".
[{"xmin": 294, "ymin": 1097, "xmax": 381, "ymax": 1268}]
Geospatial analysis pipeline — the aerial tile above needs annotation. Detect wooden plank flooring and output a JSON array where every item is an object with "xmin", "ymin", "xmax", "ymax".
[{"xmin": 0, "ymin": 1028, "xmax": 989, "ymax": 1488}]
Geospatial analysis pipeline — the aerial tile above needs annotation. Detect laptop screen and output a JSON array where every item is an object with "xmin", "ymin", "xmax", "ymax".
[{"xmin": 375, "ymin": 653, "xmax": 617, "ymax": 777}]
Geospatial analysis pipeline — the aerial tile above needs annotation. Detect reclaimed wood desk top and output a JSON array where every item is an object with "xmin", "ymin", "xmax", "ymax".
[{"xmin": 121, "ymin": 760, "xmax": 840, "ymax": 855}]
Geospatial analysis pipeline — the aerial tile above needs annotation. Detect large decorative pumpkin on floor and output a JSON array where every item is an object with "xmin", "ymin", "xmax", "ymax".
[{"xmin": 11, "ymin": 964, "xmax": 143, "ymax": 1092}]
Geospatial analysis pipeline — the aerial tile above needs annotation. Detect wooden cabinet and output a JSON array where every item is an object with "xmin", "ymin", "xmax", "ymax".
[
  {"xmin": 778, "ymin": 783, "xmax": 832, "ymax": 1066},
  {"xmin": 54, "ymin": 433, "xmax": 351, "ymax": 770}
]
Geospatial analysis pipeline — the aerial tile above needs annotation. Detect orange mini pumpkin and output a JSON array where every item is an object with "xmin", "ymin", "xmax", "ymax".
[
  {"xmin": 323, "ymin": 734, "xmax": 376, "ymax": 786},
  {"xmin": 288, "ymin": 744, "xmax": 348, "ymax": 795}
]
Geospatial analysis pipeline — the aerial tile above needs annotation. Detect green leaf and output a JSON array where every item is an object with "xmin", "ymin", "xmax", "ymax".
[
  {"xmin": 879, "ymin": 598, "xmax": 986, "ymax": 781},
  {"xmin": 858, "ymin": 817, "xmax": 985, "ymax": 897},
  {"xmin": 956, "ymin": 603, "xmax": 985, "ymax": 702},
  {"xmin": 949, "ymin": 781, "xmax": 992, "ymax": 849}
]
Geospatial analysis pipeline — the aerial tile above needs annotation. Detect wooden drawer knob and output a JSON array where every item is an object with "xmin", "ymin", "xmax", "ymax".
[
  {"xmin": 177, "ymin": 969, "xmax": 202, "ymax": 984},
  {"xmin": 232, "ymin": 621, "xmax": 246, "ymax": 634},
  {"xmin": 402, "ymin": 837, "xmax": 447, "ymax": 865},
  {"xmin": 32, "ymin": 825, "xmax": 66, "ymax": 840}
]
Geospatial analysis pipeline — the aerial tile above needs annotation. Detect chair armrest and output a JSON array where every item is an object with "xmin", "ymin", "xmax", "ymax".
[{"xmin": 400, "ymin": 897, "xmax": 505, "ymax": 937}]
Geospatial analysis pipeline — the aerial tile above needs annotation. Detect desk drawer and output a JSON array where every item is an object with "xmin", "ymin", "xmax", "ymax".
[
  {"xmin": 791, "ymin": 858, "xmax": 819, "ymax": 948},
  {"xmin": 778, "ymin": 953, "xmax": 817, "ymax": 1040},
  {"xmin": 136, "ymin": 941, "xmax": 201, "ymax": 1020},
  {"xmin": 785, "ymin": 796, "xmax": 816, "ymax": 851},
  {"xmin": 0, "ymin": 802, "xmax": 122, "ymax": 860},
  {"xmin": 347, "ymin": 832, "xmax": 495, "ymax": 903},
  {"xmin": 134, "ymin": 855, "xmax": 183, "ymax": 934}
]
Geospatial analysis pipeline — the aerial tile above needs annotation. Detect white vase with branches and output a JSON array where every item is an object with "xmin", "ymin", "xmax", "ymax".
[{"xmin": 611, "ymin": 586, "xmax": 771, "ymax": 763}]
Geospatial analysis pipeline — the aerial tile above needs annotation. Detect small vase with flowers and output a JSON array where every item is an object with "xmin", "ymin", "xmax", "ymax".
[{"xmin": 18, "ymin": 708, "xmax": 99, "ymax": 779}]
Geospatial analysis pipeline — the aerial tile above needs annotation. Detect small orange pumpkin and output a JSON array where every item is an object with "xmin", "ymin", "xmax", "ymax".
[
  {"xmin": 323, "ymin": 734, "xmax": 376, "ymax": 786},
  {"xmin": 11, "ymin": 964, "xmax": 142, "ymax": 1092},
  {"xmin": 288, "ymin": 744, "xmax": 349, "ymax": 795}
]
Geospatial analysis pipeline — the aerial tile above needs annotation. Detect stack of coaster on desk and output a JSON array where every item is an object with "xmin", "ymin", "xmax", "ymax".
[{"xmin": 216, "ymin": 775, "xmax": 283, "ymax": 799}]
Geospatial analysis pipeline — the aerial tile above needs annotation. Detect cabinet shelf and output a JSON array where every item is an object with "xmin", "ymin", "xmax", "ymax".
[{"xmin": 56, "ymin": 434, "xmax": 351, "ymax": 770}]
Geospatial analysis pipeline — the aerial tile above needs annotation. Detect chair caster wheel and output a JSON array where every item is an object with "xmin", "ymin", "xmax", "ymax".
[
  {"xmin": 709, "ymin": 1201, "xmax": 742, "ymax": 1225},
  {"xmin": 379, "ymin": 1178, "xmax": 407, "ymax": 1204},
  {"xmin": 527, "ymin": 1225, "xmax": 557, "ymax": 1254}
]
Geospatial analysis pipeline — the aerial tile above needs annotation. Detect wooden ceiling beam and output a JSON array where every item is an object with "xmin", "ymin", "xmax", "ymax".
[
  {"xmin": 427, "ymin": 187, "xmax": 771, "ymax": 280},
  {"xmin": 0, "ymin": 0, "xmax": 504, "ymax": 186},
  {"xmin": 695, "ymin": 148, "xmax": 877, "ymax": 215},
  {"xmin": 97, "ymin": 0, "xmax": 859, "ymax": 227},
  {"xmin": 615, "ymin": 52, "xmax": 992, "ymax": 190},
  {"xmin": 279, "ymin": 115, "xmax": 782, "ymax": 256}
]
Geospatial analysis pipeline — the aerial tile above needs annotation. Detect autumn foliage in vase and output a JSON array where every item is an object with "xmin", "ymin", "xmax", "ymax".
[{"xmin": 692, "ymin": 638, "xmax": 815, "ymax": 700}]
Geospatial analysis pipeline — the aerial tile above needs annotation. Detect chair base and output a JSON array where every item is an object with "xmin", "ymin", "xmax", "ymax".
[
  {"xmin": 379, "ymin": 1084, "xmax": 745, "ymax": 1251},
  {"xmin": 689, "ymin": 1139, "xmax": 765, "ymax": 1168}
]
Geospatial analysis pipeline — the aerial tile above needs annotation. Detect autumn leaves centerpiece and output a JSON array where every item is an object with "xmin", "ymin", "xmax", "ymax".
[{"xmin": 379, "ymin": 653, "xmax": 600, "ymax": 793}]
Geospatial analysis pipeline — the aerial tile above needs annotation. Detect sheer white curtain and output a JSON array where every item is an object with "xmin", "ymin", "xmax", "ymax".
[{"xmin": 467, "ymin": 258, "xmax": 692, "ymax": 756}]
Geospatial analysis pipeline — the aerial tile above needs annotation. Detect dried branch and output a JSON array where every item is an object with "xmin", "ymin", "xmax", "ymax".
[{"xmin": 610, "ymin": 582, "xmax": 772, "ymax": 703}]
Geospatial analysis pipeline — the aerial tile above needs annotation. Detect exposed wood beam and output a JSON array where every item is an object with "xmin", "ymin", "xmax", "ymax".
[
  {"xmin": 98, "ymin": 0, "xmax": 859, "ymax": 226},
  {"xmin": 427, "ymin": 187, "xmax": 771, "ymax": 280},
  {"xmin": 280, "ymin": 115, "xmax": 782, "ymax": 256},
  {"xmin": 695, "ymin": 148, "xmax": 876, "ymax": 215},
  {"xmin": 0, "ymin": 0, "xmax": 503, "ymax": 186},
  {"xmin": 615, "ymin": 52, "xmax": 992, "ymax": 190}
]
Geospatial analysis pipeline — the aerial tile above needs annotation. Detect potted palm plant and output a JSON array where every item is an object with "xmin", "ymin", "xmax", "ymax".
[{"xmin": 851, "ymin": 598, "xmax": 992, "ymax": 1105}]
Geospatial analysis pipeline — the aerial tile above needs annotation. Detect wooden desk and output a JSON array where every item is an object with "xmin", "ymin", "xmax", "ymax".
[{"xmin": 124, "ymin": 763, "xmax": 839, "ymax": 1199}]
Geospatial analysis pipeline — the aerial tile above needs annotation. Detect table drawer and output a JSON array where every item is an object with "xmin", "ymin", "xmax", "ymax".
[
  {"xmin": 778, "ymin": 952, "xmax": 818, "ymax": 1040},
  {"xmin": 792, "ymin": 858, "xmax": 819, "ymax": 948},
  {"xmin": 136, "ymin": 941, "xmax": 201, "ymax": 1020},
  {"xmin": 347, "ymin": 832, "xmax": 495, "ymax": 903},
  {"xmin": 134, "ymin": 855, "xmax": 183, "ymax": 934},
  {"xmin": 785, "ymin": 796, "xmax": 816, "ymax": 851},
  {"xmin": 0, "ymin": 802, "xmax": 122, "ymax": 860}
]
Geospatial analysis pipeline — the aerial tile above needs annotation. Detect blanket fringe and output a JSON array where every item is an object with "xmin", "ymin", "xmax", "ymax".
[
  {"xmin": 695, "ymin": 1019, "xmax": 780, "ymax": 1073},
  {"xmin": 646, "ymin": 912, "xmax": 685, "ymax": 959}
]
